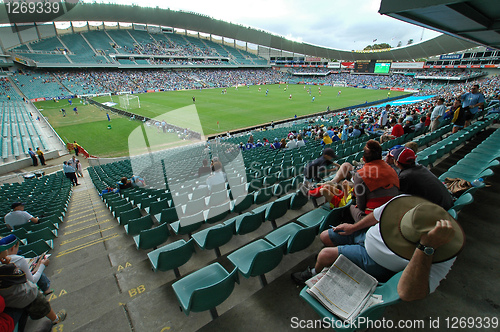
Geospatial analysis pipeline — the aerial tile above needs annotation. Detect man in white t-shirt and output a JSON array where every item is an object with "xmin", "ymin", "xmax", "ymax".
[
  {"xmin": 292, "ymin": 195, "xmax": 464, "ymax": 301},
  {"xmin": 206, "ymin": 161, "xmax": 227, "ymax": 191},
  {"xmin": 4, "ymin": 202, "xmax": 39, "ymax": 230}
]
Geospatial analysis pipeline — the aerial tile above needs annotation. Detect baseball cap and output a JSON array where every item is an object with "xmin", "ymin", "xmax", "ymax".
[
  {"xmin": 390, "ymin": 147, "xmax": 416, "ymax": 165},
  {"xmin": 0, "ymin": 234, "xmax": 18, "ymax": 252}
]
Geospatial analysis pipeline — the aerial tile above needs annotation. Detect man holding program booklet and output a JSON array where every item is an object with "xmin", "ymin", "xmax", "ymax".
[{"xmin": 292, "ymin": 195, "xmax": 465, "ymax": 303}]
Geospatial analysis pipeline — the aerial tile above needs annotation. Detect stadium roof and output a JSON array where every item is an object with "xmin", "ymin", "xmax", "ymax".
[
  {"xmin": 0, "ymin": 2, "xmax": 480, "ymax": 60},
  {"xmin": 380, "ymin": 0, "xmax": 500, "ymax": 50}
]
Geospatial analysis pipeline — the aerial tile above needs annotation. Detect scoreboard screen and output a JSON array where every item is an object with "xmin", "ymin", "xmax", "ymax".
[
  {"xmin": 354, "ymin": 61, "xmax": 373, "ymax": 73},
  {"xmin": 374, "ymin": 62, "xmax": 391, "ymax": 74},
  {"xmin": 354, "ymin": 60, "xmax": 391, "ymax": 74}
]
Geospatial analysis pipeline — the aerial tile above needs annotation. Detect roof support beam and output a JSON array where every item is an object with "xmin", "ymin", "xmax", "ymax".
[{"xmin": 446, "ymin": 2, "xmax": 491, "ymax": 28}]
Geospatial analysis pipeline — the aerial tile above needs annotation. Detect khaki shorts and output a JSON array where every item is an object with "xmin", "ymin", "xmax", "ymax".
[{"xmin": 25, "ymin": 292, "xmax": 51, "ymax": 320}]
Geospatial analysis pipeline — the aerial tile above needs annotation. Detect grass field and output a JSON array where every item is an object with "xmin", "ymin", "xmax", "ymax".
[{"xmin": 35, "ymin": 84, "xmax": 409, "ymax": 157}]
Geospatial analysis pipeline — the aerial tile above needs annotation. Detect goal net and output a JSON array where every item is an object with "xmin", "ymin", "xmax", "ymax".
[{"xmin": 119, "ymin": 94, "xmax": 141, "ymax": 110}]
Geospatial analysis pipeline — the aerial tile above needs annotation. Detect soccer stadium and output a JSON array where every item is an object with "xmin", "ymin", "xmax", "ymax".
[{"xmin": 0, "ymin": 0, "xmax": 499, "ymax": 331}]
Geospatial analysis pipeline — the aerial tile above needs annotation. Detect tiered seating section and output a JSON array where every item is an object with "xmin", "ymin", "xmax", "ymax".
[
  {"xmin": 1, "ymin": 101, "xmax": 49, "ymax": 161},
  {"xmin": 10, "ymin": 30, "xmax": 268, "ymax": 67},
  {"xmin": 11, "ymin": 71, "xmax": 69, "ymax": 99},
  {"xmin": 0, "ymin": 172, "xmax": 72, "ymax": 257}
]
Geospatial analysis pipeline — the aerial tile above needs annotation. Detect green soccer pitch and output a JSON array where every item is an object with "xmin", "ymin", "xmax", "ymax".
[{"xmin": 35, "ymin": 84, "xmax": 409, "ymax": 157}]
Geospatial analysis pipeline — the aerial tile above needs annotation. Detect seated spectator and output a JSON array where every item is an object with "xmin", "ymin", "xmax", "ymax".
[
  {"xmin": 4, "ymin": 202, "xmax": 39, "ymax": 230},
  {"xmin": 285, "ymin": 137, "xmax": 297, "ymax": 149},
  {"xmin": 292, "ymin": 195, "xmax": 464, "ymax": 303},
  {"xmin": 206, "ymin": 161, "xmax": 226, "ymax": 191},
  {"xmin": 347, "ymin": 140, "xmax": 400, "ymax": 222},
  {"xmin": 308, "ymin": 180, "xmax": 353, "ymax": 209},
  {"xmin": 255, "ymin": 140, "xmax": 264, "ymax": 148},
  {"xmin": 303, "ymin": 148, "xmax": 340, "ymax": 183},
  {"xmin": 130, "ymin": 175, "xmax": 146, "ymax": 188},
  {"xmin": 322, "ymin": 132, "xmax": 333, "ymax": 145},
  {"xmin": 380, "ymin": 118, "xmax": 404, "ymax": 143},
  {"xmin": 414, "ymin": 116, "xmax": 426, "ymax": 132},
  {"xmin": 280, "ymin": 138, "xmax": 287, "ymax": 149},
  {"xmin": 349, "ymin": 124, "xmax": 361, "ymax": 138},
  {"xmin": 391, "ymin": 147, "xmax": 453, "ymax": 210},
  {"xmin": 0, "ymin": 295, "xmax": 14, "ymax": 332},
  {"xmin": 6, "ymin": 235, "xmax": 53, "ymax": 296},
  {"xmin": 403, "ymin": 119, "xmax": 415, "ymax": 134},
  {"xmin": 119, "ymin": 177, "xmax": 133, "ymax": 190},
  {"xmin": 0, "ymin": 236, "xmax": 67, "ymax": 325},
  {"xmin": 296, "ymin": 134, "xmax": 306, "ymax": 148},
  {"xmin": 197, "ymin": 159, "xmax": 211, "ymax": 177},
  {"xmin": 270, "ymin": 138, "xmax": 280, "ymax": 149}
]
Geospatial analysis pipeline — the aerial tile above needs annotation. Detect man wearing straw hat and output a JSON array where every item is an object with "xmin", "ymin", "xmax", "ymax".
[{"xmin": 293, "ymin": 195, "xmax": 465, "ymax": 301}]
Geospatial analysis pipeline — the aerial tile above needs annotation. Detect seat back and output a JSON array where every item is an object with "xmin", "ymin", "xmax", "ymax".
[
  {"xmin": 231, "ymin": 193, "xmax": 253, "ymax": 214},
  {"xmin": 191, "ymin": 186, "xmax": 209, "ymax": 200},
  {"xmin": 136, "ymin": 223, "xmax": 170, "ymax": 250},
  {"xmin": 248, "ymin": 238, "xmax": 288, "ymax": 277},
  {"xmin": 288, "ymin": 225, "xmax": 318, "ymax": 254},
  {"xmin": 159, "ymin": 207, "xmax": 179, "ymax": 224},
  {"xmin": 113, "ymin": 202, "xmax": 134, "ymax": 218},
  {"xmin": 27, "ymin": 220, "xmax": 58, "ymax": 232},
  {"xmin": 451, "ymin": 193, "xmax": 474, "ymax": 212},
  {"xmin": 177, "ymin": 211, "xmax": 205, "ymax": 235},
  {"xmin": 290, "ymin": 190, "xmax": 308, "ymax": 210},
  {"xmin": 118, "ymin": 207, "xmax": 142, "ymax": 225},
  {"xmin": 236, "ymin": 212, "xmax": 264, "ymax": 235},
  {"xmin": 184, "ymin": 198, "xmax": 207, "ymax": 216},
  {"xmin": 205, "ymin": 202, "xmax": 230, "ymax": 224},
  {"xmin": 125, "ymin": 215, "xmax": 154, "ymax": 236},
  {"xmin": 188, "ymin": 266, "xmax": 239, "ymax": 314},
  {"xmin": 254, "ymin": 186, "xmax": 274, "ymax": 205},
  {"xmin": 149, "ymin": 198, "xmax": 171, "ymax": 216},
  {"xmin": 319, "ymin": 201, "xmax": 353, "ymax": 233},
  {"xmin": 156, "ymin": 239, "xmax": 196, "ymax": 271},
  {"xmin": 207, "ymin": 189, "xmax": 230, "ymax": 207},
  {"xmin": 25, "ymin": 227, "xmax": 56, "ymax": 243},
  {"xmin": 19, "ymin": 239, "xmax": 52, "ymax": 256},
  {"xmin": 266, "ymin": 196, "xmax": 291, "ymax": 221},
  {"xmin": 203, "ymin": 223, "xmax": 233, "ymax": 250}
]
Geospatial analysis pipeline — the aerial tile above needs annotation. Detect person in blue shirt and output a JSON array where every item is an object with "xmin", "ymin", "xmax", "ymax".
[
  {"xmin": 326, "ymin": 126, "xmax": 335, "ymax": 138},
  {"xmin": 349, "ymin": 124, "xmax": 361, "ymax": 138},
  {"xmin": 459, "ymin": 84, "xmax": 485, "ymax": 127},
  {"xmin": 341, "ymin": 118, "xmax": 350, "ymax": 143}
]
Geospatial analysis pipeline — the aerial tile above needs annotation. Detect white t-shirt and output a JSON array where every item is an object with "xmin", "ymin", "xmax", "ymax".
[
  {"xmin": 206, "ymin": 171, "xmax": 227, "ymax": 191},
  {"xmin": 286, "ymin": 140, "xmax": 297, "ymax": 149},
  {"xmin": 365, "ymin": 195, "xmax": 455, "ymax": 293},
  {"xmin": 9, "ymin": 254, "xmax": 46, "ymax": 284},
  {"xmin": 4, "ymin": 210, "xmax": 34, "ymax": 228}
]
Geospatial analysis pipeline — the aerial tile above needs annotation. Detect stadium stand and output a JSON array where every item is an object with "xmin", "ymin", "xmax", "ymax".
[{"xmin": 1, "ymin": 2, "xmax": 499, "ymax": 329}]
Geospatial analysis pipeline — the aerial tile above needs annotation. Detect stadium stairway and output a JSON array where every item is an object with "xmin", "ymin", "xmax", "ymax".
[{"xmin": 29, "ymin": 168, "xmax": 325, "ymax": 331}]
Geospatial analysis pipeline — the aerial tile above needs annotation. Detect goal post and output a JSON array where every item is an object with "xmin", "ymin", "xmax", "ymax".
[{"xmin": 119, "ymin": 94, "xmax": 141, "ymax": 110}]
